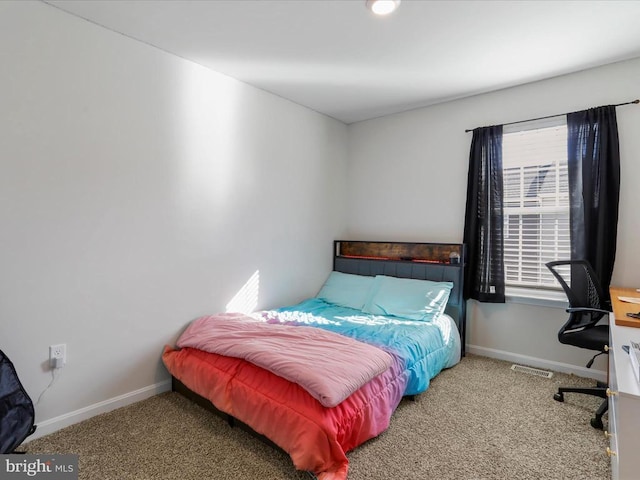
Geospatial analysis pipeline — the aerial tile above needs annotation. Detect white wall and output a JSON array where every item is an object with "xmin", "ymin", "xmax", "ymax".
[
  {"xmin": 347, "ymin": 57, "xmax": 640, "ymax": 376},
  {"xmin": 0, "ymin": 1, "xmax": 348, "ymax": 432}
]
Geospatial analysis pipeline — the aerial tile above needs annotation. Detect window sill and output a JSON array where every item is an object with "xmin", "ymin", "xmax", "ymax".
[{"xmin": 505, "ymin": 287, "xmax": 569, "ymax": 309}]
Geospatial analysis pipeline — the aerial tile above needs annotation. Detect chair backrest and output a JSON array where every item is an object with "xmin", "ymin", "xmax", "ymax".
[{"xmin": 545, "ymin": 260, "xmax": 609, "ymax": 332}]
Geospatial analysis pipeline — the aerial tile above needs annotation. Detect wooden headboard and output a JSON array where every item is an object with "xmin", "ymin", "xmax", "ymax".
[{"xmin": 333, "ymin": 240, "xmax": 466, "ymax": 356}]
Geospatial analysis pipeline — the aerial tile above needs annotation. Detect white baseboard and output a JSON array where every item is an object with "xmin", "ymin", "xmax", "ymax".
[
  {"xmin": 29, "ymin": 379, "xmax": 172, "ymax": 441},
  {"xmin": 27, "ymin": 349, "xmax": 604, "ymax": 442},
  {"xmin": 466, "ymin": 344, "xmax": 607, "ymax": 383}
]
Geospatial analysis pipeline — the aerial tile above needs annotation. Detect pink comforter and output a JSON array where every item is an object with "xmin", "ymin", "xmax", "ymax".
[
  {"xmin": 163, "ymin": 345, "xmax": 407, "ymax": 479},
  {"xmin": 177, "ymin": 313, "xmax": 393, "ymax": 407}
]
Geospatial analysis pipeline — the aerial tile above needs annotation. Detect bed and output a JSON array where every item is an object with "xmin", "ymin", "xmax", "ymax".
[{"xmin": 162, "ymin": 241, "xmax": 466, "ymax": 480}]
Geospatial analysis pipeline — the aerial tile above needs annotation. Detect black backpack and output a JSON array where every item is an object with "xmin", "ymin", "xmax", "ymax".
[{"xmin": 0, "ymin": 349, "xmax": 36, "ymax": 453}]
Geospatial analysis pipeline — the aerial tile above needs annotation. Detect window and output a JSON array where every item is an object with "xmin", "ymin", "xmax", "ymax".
[
  {"xmin": 502, "ymin": 118, "xmax": 569, "ymax": 290},
  {"xmin": 464, "ymin": 106, "xmax": 619, "ymax": 305}
]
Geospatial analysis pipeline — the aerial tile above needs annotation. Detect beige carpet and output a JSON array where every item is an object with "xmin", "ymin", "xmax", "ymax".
[{"xmin": 24, "ymin": 355, "xmax": 610, "ymax": 479}]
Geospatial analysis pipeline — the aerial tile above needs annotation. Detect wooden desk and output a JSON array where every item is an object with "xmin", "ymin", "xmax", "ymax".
[{"xmin": 610, "ymin": 286, "xmax": 640, "ymax": 328}]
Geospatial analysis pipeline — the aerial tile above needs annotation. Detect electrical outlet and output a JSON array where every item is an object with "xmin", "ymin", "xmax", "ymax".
[{"xmin": 49, "ymin": 344, "xmax": 66, "ymax": 369}]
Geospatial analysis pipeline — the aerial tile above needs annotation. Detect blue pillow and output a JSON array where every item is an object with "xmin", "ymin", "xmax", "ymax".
[
  {"xmin": 316, "ymin": 272, "xmax": 375, "ymax": 310},
  {"xmin": 362, "ymin": 275, "xmax": 453, "ymax": 321}
]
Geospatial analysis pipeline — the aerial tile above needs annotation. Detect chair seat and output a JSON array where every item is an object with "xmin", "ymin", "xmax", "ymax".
[{"xmin": 559, "ymin": 324, "xmax": 609, "ymax": 351}]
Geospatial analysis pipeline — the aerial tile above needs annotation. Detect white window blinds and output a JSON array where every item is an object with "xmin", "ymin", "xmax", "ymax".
[{"xmin": 502, "ymin": 119, "xmax": 569, "ymax": 289}]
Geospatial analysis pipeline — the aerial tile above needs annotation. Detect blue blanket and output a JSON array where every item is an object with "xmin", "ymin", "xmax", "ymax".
[{"xmin": 261, "ymin": 298, "xmax": 460, "ymax": 396}]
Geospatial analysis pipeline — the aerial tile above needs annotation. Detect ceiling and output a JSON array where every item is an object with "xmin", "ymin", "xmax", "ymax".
[{"xmin": 47, "ymin": 0, "xmax": 640, "ymax": 124}]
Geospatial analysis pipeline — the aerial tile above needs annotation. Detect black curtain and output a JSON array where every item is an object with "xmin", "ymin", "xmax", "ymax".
[
  {"xmin": 567, "ymin": 106, "xmax": 620, "ymax": 301},
  {"xmin": 463, "ymin": 126, "xmax": 505, "ymax": 302}
]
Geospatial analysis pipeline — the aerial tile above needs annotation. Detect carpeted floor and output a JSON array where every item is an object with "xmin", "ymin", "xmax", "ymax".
[{"xmin": 24, "ymin": 354, "xmax": 610, "ymax": 479}]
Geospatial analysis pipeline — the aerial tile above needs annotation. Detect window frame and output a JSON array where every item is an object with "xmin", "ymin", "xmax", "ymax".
[{"xmin": 501, "ymin": 116, "xmax": 570, "ymax": 306}]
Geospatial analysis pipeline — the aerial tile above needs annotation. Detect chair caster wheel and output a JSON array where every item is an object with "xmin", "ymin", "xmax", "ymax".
[
  {"xmin": 553, "ymin": 392, "xmax": 564, "ymax": 402},
  {"xmin": 591, "ymin": 417, "xmax": 603, "ymax": 430}
]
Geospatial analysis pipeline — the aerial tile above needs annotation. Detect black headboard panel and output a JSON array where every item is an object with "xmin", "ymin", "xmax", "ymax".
[{"xmin": 333, "ymin": 241, "xmax": 466, "ymax": 355}]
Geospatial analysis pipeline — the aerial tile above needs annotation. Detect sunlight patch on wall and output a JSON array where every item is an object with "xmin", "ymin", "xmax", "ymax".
[
  {"xmin": 175, "ymin": 62, "xmax": 244, "ymax": 210},
  {"xmin": 226, "ymin": 270, "xmax": 260, "ymax": 314}
]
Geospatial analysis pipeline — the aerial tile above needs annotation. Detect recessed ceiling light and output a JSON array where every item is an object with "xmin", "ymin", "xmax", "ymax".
[{"xmin": 366, "ymin": 0, "xmax": 401, "ymax": 16}]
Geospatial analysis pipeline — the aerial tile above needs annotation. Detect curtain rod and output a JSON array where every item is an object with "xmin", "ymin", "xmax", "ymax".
[{"xmin": 464, "ymin": 99, "xmax": 639, "ymax": 133}]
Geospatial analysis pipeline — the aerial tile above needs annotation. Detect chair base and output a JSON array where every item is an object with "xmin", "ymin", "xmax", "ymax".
[{"xmin": 553, "ymin": 386, "xmax": 608, "ymax": 430}]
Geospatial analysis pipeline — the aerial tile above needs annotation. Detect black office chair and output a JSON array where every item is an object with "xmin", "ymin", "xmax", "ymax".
[{"xmin": 546, "ymin": 260, "xmax": 611, "ymax": 429}]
